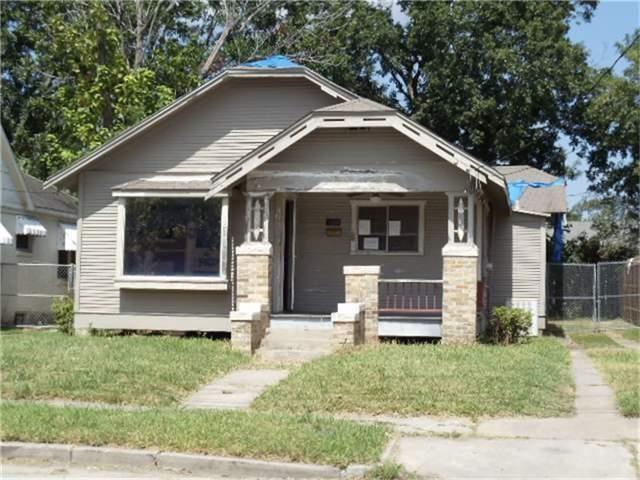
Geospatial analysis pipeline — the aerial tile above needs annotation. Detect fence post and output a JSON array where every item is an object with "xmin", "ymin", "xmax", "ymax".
[{"xmin": 592, "ymin": 263, "xmax": 597, "ymax": 330}]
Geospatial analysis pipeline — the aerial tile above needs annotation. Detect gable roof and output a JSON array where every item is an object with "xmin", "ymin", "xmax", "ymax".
[
  {"xmin": 2, "ymin": 125, "xmax": 76, "ymax": 217},
  {"xmin": 1, "ymin": 125, "xmax": 33, "ymax": 210},
  {"xmin": 23, "ymin": 173, "xmax": 77, "ymax": 216},
  {"xmin": 44, "ymin": 65, "xmax": 357, "ymax": 190},
  {"xmin": 495, "ymin": 165, "xmax": 567, "ymax": 214},
  {"xmin": 207, "ymin": 101, "xmax": 507, "ymax": 197}
]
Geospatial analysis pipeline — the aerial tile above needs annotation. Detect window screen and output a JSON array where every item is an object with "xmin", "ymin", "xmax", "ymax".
[{"xmin": 124, "ymin": 198, "xmax": 222, "ymax": 276}]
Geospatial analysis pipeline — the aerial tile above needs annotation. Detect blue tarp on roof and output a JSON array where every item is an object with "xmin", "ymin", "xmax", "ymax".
[
  {"xmin": 240, "ymin": 55, "xmax": 301, "ymax": 69},
  {"xmin": 507, "ymin": 178, "xmax": 565, "ymax": 206}
]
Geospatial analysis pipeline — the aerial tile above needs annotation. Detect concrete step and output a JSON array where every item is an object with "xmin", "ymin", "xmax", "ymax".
[{"xmin": 257, "ymin": 322, "xmax": 334, "ymax": 363}]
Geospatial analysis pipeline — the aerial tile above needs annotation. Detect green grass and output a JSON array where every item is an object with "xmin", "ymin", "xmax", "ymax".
[
  {"xmin": 254, "ymin": 337, "xmax": 574, "ymax": 418},
  {"xmin": 588, "ymin": 348, "xmax": 640, "ymax": 417},
  {"xmin": 571, "ymin": 333, "xmax": 621, "ymax": 349},
  {"xmin": 0, "ymin": 331, "xmax": 248, "ymax": 406},
  {"xmin": 0, "ymin": 403, "xmax": 388, "ymax": 467},
  {"xmin": 621, "ymin": 329, "xmax": 640, "ymax": 343},
  {"xmin": 569, "ymin": 333, "xmax": 640, "ymax": 417},
  {"xmin": 548, "ymin": 318, "xmax": 637, "ymax": 335}
]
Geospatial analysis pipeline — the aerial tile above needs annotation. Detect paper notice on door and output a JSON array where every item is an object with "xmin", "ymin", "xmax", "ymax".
[
  {"xmin": 389, "ymin": 220, "xmax": 401, "ymax": 236},
  {"xmin": 363, "ymin": 237, "xmax": 379, "ymax": 250},
  {"xmin": 358, "ymin": 219, "xmax": 371, "ymax": 235}
]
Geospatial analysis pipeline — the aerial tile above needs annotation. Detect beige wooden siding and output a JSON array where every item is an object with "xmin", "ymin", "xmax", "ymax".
[
  {"xmin": 77, "ymin": 171, "xmax": 243, "ymax": 315},
  {"xmin": 249, "ymin": 129, "xmax": 468, "ymax": 193},
  {"xmin": 490, "ymin": 212, "xmax": 546, "ymax": 317},
  {"xmin": 292, "ymin": 193, "xmax": 448, "ymax": 313},
  {"xmin": 77, "ymin": 172, "xmax": 121, "ymax": 312},
  {"xmin": 76, "ymin": 76, "xmax": 335, "ymax": 318},
  {"xmin": 98, "ymin": 78, "xmax": 338, "ymax": 175}
]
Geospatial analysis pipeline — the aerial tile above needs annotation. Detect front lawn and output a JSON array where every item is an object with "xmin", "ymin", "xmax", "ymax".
[
  {"xmin": 621, "ymin": 328, "xmax": 640, "ymax": 343},
  {"xmin": 571, "ymin": 332, "xmax": 620, "ymax": 349},
  {"xmin": 0, "ymin": 403, "xmax": 388, "ymax": 467},
  {"xmin": 0, "ymin": 331, "xmax": 248, "ymax": 406},
  {"xmin": 570, "ymin": 333, "xmax": 639, "ymax": 417},
  {"xmin": 253, "ymin": 337, "xmax": 574, "ymax": 418}
]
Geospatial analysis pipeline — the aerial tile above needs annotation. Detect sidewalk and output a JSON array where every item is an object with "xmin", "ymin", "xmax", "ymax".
[{"xmin": 389, "ymin": 346, "xmax": 639, "ymax": 479}]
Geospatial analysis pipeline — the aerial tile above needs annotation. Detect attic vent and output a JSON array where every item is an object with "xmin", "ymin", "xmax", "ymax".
[
  {"xmin": 323, "ymin": 118, "xmax": 345, "ymax": 122},
  {"xmin": 363, "ymin": 117, "xmax": 385, "ymax": 122},
  {"xmin": 289, "ymin": 125, "xmax": 308, "ymax": 138},
  {"xmin": 226, "ymin": 167, "xmax": 243, "ymax": 179},
  {"xmin": 257, "ymin": 146, "xmax": 275, "ymax": 159},
  {"xmin": 402, "ymin": 123, "xmax": 420, "ymax": 136},
  {"xmin": 436, "ymin": 143, "xmax": 454, "ymax": 157}
]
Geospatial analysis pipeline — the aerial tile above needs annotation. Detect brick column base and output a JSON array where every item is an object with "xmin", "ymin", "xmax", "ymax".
[
  {"xmin": 442, "ymin": 244, "xmax": 479, "ymax": 344},
  {"xmin": 344, "ymin": 266, "xmax": 380, "ymax": 344},
  {"xmin": 236, "ymin": 242, "xmax": 272, "ymax": 311},
  {"xmin": 331, "ymin": 303, "xmax": 364, "ymax": 347},
  {"xmin": 230, "ymin": 303, "xmax": 269, "ymax": 354}
]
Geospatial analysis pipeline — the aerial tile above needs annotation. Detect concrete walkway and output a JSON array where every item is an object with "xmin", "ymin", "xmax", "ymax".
[
  {"xmin": 182, "ymin": 369, "xmax": 288, "ymax": 410},
  {"xmin": 393, "ymin": 437, "xmax": 637, "ymax": 479}
]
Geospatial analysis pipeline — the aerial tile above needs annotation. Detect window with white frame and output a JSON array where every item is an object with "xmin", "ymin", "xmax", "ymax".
[
  {"xmin": 123, "ymin": 197, "xmax": 225, "ymax": 277},
  {"xmin": 351, "ymin": 201, "xmax": 424, "ymax": 254}
]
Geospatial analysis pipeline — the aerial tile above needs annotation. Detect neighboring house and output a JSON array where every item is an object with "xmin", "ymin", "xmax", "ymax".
[
  {"xmin": 44, "ymin": 56, "xmax": 566, "ymax": 344},
  {"xmin": 565, "ymin": 221, "xmax": 595, "ymax": 241},
  {"xmin": 1, "ymin": 126, "xmax": 78, "ymax": 325}
]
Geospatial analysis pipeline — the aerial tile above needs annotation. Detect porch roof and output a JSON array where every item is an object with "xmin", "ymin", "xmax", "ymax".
[
  {"xmin": 207, "ymin": 108, "xmax": 508, "ymax": 199},
  {"xmin": 112, "ymin": 177, "xmax": 211, "ymax": 196}
]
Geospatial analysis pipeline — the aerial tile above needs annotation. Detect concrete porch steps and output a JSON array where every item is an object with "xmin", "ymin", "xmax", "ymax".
[{"xmin": 257, "ymin": 322, "xmax": 334, "ymax": 363}]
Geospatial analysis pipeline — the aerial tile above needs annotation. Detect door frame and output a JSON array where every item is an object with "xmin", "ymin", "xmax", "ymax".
[
  {"xmin": 282, "ymin": 196, "xmax": 296, "ymax": 312},
  {"xmin": 272, "ymin": 194, "xmax": 296, "ymax": 312}
]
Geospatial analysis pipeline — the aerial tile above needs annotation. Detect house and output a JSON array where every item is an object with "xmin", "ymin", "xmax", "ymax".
[
  {"xmin": 43, "ymin": 56, "xmax": 566, "ymax": 348},
  {"xmin": 1, "ymin": 126, "xmax": 78, "ymax": 325}
]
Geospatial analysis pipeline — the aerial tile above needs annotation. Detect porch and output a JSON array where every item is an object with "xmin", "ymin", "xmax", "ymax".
[{"xmin": 230, "ymin": 189, "xmax": 487, "ymax": 350}]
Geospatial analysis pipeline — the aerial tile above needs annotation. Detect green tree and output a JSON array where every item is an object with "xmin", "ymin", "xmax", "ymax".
[
  {"xmin": 377, "ymin": 0, "xmax": 596, "ymax": 176},
  {"xmin": 572, "ymin": 32, "xmax": 639, "ymax": 253}
]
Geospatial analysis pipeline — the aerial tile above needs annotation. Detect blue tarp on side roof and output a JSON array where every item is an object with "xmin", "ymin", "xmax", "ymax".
[
  {"xmin": 240, "ymin": 55, "xmax": 301, "ymax": 69},
  {"xmin": 507, "ymin": 178, "xmax": 565, "ymax": 206}
]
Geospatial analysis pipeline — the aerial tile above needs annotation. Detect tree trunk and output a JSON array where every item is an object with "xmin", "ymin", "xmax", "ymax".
[
  {"xmin": 134, "ymin": 0, "xmax": 145, "ymax": 68},
  {"xmin": 200, "ymin": 22, "xmax": 233, "ymax": 77}
]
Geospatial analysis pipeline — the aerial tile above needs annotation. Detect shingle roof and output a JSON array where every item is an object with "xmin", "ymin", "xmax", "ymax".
[
  {"xmin": 23, "ymin": 174, "xmax": 77, "ymax": 216},
  {"xmin": 113, "ymin": 178, "xmax": 210, "ymax": 191},
  {"xmin": 495, "ymin": 165, "xmax": 567, "ymax": 214}
]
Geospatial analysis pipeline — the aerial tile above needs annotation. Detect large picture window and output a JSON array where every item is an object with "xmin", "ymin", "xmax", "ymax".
[
  {"xmin": 123, "ymin": 198, "xmax": 222, "ymax": 277},
  {"xmin": 352, "ymin": 201, "xmax": 424, "ymax": 254}
]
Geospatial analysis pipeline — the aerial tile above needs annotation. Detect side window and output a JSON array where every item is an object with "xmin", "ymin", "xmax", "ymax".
[{"xmin": 16, "ymin": 234, "xmax": 31, "ymax": 252}]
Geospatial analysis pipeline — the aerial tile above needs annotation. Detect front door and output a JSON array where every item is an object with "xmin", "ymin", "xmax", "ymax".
[{"xmin": 282, "ymin": 199, "xmax": 296, "ymax": 312}]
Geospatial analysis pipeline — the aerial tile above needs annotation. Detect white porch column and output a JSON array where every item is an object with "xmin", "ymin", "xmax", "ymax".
[{"xmin": 442, "ymin": 192, "xmax": 479, "ymax": 344}]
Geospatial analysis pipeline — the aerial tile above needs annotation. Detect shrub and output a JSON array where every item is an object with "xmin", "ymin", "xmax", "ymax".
[
  {"xmin": 52, "ymin": 296, "xmax": 74, "ymax": 335},
  {"xmin": 488, "ymin": 306, "xmax": 531, "ymax": 345}
]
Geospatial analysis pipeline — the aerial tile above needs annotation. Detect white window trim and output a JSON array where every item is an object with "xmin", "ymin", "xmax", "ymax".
[
  {"xmin": 115, "ymin": 195, "xmax": 229, "ymax": 291},
  {"xmin": 350, "ymin": 199, "xmax": 425, "ymax": 256}
]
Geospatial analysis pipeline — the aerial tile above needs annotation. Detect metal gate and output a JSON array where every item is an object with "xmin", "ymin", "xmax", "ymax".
[{"xmin": 547, "ymin": 258, "xmax": 640, "ymax": 332}]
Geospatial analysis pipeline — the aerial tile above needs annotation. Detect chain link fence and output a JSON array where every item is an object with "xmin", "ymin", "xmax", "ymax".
[
  {"xmin": 2, "ymin": 263, "xmax": 74, "ymax": 326},
  {"xmin": 547, "ymin": 258, "xmax": 640, "ymax": 333}
]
